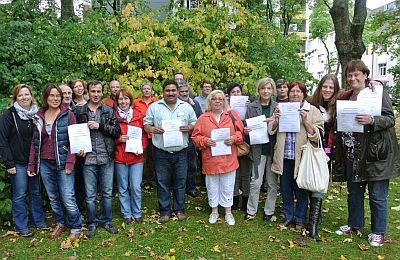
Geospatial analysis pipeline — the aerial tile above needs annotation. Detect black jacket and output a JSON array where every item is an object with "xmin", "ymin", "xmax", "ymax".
[
  {"xmin": 74, "ymin": 103, "xmax": 120, "ymax": 160},
  {"xmin": 331, "ymin": 89, "xmax": 400, "ymax": 182},
  {"xmin": 0, "ymin": 106, "xmax": 34, "ymax": 168}
]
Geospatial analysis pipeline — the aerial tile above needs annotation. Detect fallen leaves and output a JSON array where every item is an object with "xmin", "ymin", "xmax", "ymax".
[
  {"xmin": 358, "ymin": 243, "xmax": 369, "ymax": 251},
  {"xmin": 2, "ymin": 231, "xmax": 19, "ymax": 237},
  {"xmin": 212, "ymin": 245, "xmax": 222, "ymax": 253},
  {"xmin": 343, "ymin": 238, "xmax": 353, "ymax": 243},
  {"xmin": 390, "ymin": 205, "xmax": 400, "ymax": 211}
]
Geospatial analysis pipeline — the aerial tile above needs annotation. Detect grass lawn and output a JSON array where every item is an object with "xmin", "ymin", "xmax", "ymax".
[{"xmin": 1, "ymin": 121, "xmax": 400, "ymax": 259}]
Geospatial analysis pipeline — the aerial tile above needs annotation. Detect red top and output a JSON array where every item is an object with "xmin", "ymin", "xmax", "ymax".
[
  {"xmin": 114, "ymin": 109, "xmax": 148, "ymax": 165},
  {"xmin": 133, "ymin": 97, "xmax": 158, "ymax": 138}
]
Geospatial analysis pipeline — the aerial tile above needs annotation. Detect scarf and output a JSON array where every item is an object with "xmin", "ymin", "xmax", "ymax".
[
  {"xmin": 13, "ymin": 101, "xmax": 38, "ymax": 120},
  {"xmin": 118, "ymin": 107, "xmax": 133, "ymax": 122}
]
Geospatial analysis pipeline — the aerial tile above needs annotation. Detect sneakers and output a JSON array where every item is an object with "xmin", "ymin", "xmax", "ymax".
[
  {"xmin": 209, "ymin": 212, "xmax": 219, "ymax": 224},
  {"xmin": 50, "ymin": 224, "xmax": 67, "ymax": 239},
  {"xmin": 225, "ymin": 213, "xmax": 235, "ymax": 226},
  {"xmin": 103, "ymin": 224, "xmax": 118, "ymax": 234},
  {"xmin": 368, "ymin": 233, "xmax": 384, "ymax": 247},
  {"xmin": 159, "ymin": 215, "xmax": 170, "ymax": 224},
  {"xmin": 244, "ymin": 214, "xmax": 256, "ymax": 221},
  {"xmin": 335, "ymin": 225, "xmax": 356, "ymax": 235},
  {"xmin": 36, "ymin": 224, "xmax": 51, "ymax": 231},
  {"xmin": 176, "ymin": 212, "xmax": 186, "ymax": 221},
  {"xmin": 263, "ymin": 214, "xmax": 272, "ymax": 222},
  {"xmin": 19, "ymin": 230, "xmax": 33, "ymax": 237},
  {"xmin": 86, "ymin": 226, "xmax": 96, "ymax": 238}
]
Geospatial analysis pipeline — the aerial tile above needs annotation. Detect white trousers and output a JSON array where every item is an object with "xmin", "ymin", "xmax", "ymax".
[{"xmin": 205, "ymin": 170, "xmax": 236, "ymax": 208}]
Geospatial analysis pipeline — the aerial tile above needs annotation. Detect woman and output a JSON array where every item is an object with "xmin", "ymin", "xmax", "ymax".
[
  {"xmin": 332, "ymin": 60, "xmax": 400, "ymax": 247},
  {"xmin": 192, "ymin": 90, "xmax": 244, "ymax": 225},
  {"xmin": 115, "ymin": 89, "xmax": 148, "ymax": 224},
  {"xmin": 270, "ymin": 82, "xmax": 323, "ymax": 230},
  {"xmin": 226, "ymin": 82, "xmax": 251, "ymax": 211},
  {"xmin": 0, "ymin": 84, "xmax": 47, "ymax": 237},
  {"xmin": 68, "ymin": 79, "xmax": 87, "ymax": 106},
  {"xmin": 28, "ymin": 84, "xmax": 82, "ymax": 242},
  {"xmin": 244, "ymin": 78, "xmax": 278, "ymax": 221},
  {"xmin": 307, "ymin": 74, "xmax": 340, "ymax": 238}
]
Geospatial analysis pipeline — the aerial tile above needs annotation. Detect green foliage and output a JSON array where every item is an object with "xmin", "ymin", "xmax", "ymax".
[{"xmin": 0, "ymin": 163, "xmax": 12, "ymax": 226}]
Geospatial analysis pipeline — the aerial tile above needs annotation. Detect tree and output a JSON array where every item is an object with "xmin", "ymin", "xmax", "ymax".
[
  {"xmin": 309, "ymin": 0, "xmax": 338, "ymax": 74},
  {"xmin": 61, "ymin": 0, "xmax": 75, "ymax": 20},
  {"xmin": 328, "ymin": 0, "xmax": 367, "ymax": 87},
  {"xmin": 280, "ymin": 0, "xmax": 306, "ymax": 36}
]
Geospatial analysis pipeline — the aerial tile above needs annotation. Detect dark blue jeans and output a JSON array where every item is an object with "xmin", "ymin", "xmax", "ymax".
[
  {"xmin": 154, "ymin": 147, "xmax": 187, "ymax": 216},
  {"xmin": 40, "ymin": 160, "xmax": 82, "ymax": 233},
  {"xmin": 83, "ymin": 161, "xmax": 114, "ymax": 228},
  {"xmin": 11, "ymin": 164, "xmax": 46, "ymax": 232},
  {"xmin": 346, "ymin": 161, "xmax": 389, "ymax": 234},
  {"xmin": 280, "ymin": 159, "xmax": 309, "ymax": 224},
  {"xmin": 186, "ymin": 140, "xmax": 197, "ymax": 193}
]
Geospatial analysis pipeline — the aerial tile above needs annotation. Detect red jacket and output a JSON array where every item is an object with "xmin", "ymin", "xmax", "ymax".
[
  {"xmin": 114, "ymin": 109, "xmax": 148, "ymax": 165},
  {"xmin": 192, "ymin": 110, "xmax": 244, "ymax": 175}
]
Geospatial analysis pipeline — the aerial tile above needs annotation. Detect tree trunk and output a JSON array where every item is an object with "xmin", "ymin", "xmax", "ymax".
[
  {"xmin": 321, "ymin": 39, "xmax": 331, "ymax": 73},
  {"xmin": 329, "ymin": 0, "xmax": 367, "ymax": 88},
  {"xmin": 61, "ymin": 0, "xmax": 74, "ymax": 20}
]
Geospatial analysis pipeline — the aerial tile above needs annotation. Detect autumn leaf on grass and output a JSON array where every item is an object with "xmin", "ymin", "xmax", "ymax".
[
  {"xmin": 268, "ymin": 236, "xmax": 276, "ymax": 242},
  {"xmin": 60, "ymin": 240, "xmax": 72, "ymax": 250},
  {"xmin": 322, "ymin": 228, "xmax": 333, "ymax": 233},
  {"xmin": 288, "ymin": 240, "xmax": 295, "ymax": 248},
  {"xmin": 377, "ymin": 255, "xmax": 385, "ymax": 259},
  {"xmin": 30, "ymin": 238, "xmax": 40, "ymax": 247},
  {"xmin": 390, "ymin": 205, "xmax": 400, "ymax": 211},
  {"xmin": 339, "ymin": 255, "xmax": 347, "ymax": 260},
  {"xmin": 212, "ymin": 245, "xmax": 222, "ymax": 253},
  {"xmin": 195, "ymin": 206, "xmax": 203, "ymax": 211},
  {"xmin": 184, "ymin": 248, "xmax": 193, "ymax": 253},
  {"xmin": 45, "ymin": 248, "xmax": 51, "ymax": 253},
  {"xmin": 169, "ymin": 248, "xmax": 176, "ymax": 255},
  {"xmin": 178, "ymin": 226, "xmax": 188, "ymax": 232},
  {"xmin": 277, "ymin": 224, "xmax": 288, "ymax": 231},
  {"xmin": 343, "ymin": 238, "xmax": 353, "ymax": 243},
  {"xmin": 270, "ymin": 216, "xmax": 277, "ymax": 222},
  {"xmin": 356, "ymin": 230, "xmax": 363, "ymax": 237},
  {"xmin": 196, "ymin": 235, "xmax": 205, "ymax": 241},
  {"xmin": 197, "ymin": 220, "xmax": 205, "ymax": 224},
  {"xmin": 358, "ymin": 244, "xmax": 369, "ymax": 251},
  {"xmin": 2, "ymin": 231, "xmax": 19, "ymax": 237}
]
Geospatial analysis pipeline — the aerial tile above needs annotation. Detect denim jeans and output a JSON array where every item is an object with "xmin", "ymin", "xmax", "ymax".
[
  {"xmin": 280, "ymin": 159, "xmax": 309, "ymax": 224},
  {"xmin": 83, "ymin": 161, "xmax": 114, "ymax": 227},
  {"xmin": 11, "ymin": 164, "xmax": 46, "ymax": 232},
  {"xmin": 186, "ymin": 140, "xmax": 197, "ymax": 193},
  {"xmin": 346, "ymin": 161, "xmax": 389, "ymax": 234},
  {"xmin": 40, "ymin": 160, "xmax": 82, "ymax": 233},
  {"xmin": 115, "ymin": 162, "xmax": 144, "ymax": 219},
  {"xmin": 154, "ymin": 147, "xmax": 187, "ymax": 216}
]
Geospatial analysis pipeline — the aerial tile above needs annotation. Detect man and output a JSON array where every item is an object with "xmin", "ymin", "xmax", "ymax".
[
  {"xmin": 275, "ymin": 79, "xmax": 289, "ymax": 102},
  {"xmin": 144, "ymin": 79, "xmax": 197, "ymax": 224},
  {"xmin": 102, "ymin": 80, "xmax": 121, "ymax": 110},
  {"xmin": 174, "ymin": 72, "xmax": 184, "ymax": 82},
  {"xmin": 75, "ymin": 80, "xmax": 121, "ymax": 238},
  {"xmin": 60, "ymin": 84, "xmax": 75, "ymax": 109},
  {"xmin": 133, "ymin": 82, "xmax": 159, "ymax": 185},
  {"xmin": 194, "ymin": 81, "xmax": 212, "ymax": 113},
  {"xmin": 178, "ymin": 80, "xmax": 201, "ymax": 197}
]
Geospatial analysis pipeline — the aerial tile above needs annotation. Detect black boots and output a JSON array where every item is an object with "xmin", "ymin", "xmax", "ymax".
[
  {"xmin": 309, "ymin": 197, "xmax": 322, "ymax": 239},
  {"xmin": 241, "ymin": 196, "xmax": 248, "ymax": 212},
  {"xmin": 232, "ymin": 195, "xmax": 240, "ymax": 210},
  {"xmin": 232, "ymin": 196, "xmax": 248, "ymax": 211}
]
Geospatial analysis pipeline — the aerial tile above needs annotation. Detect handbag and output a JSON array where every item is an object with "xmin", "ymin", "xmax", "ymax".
[
  {"xmin": 228, "ymin": 111, "xmax": 250, "ymax": 156},
  {"xmin": 296, "ymin": 131, "xmax": 330, "ymax": 193}
]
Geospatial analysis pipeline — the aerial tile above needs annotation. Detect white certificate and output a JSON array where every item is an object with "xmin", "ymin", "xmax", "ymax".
[
  {"xmin": 125, "ymin": 126, "xmax": 143, "ymax": 154},
  {"xmin": 230, "ymin": 96, "xmax": 249, "ymax": 120},
  {"xmin": 358, "ymin": 85, "xmax": 383, "ymax": 116},
  {"xmin": 210, "ymin": 128, "xmax": 231, "ymax": 156},
  {"xmin": 67, "ymin": 123, "xmax": 92, "ymax": 154},
  {"xmin": 162, "ymin": 119, "xmax": 183, "ymax": 148},
  {"xmin": 278, "ymin": 102, "xmax": 301, "ymax": 133},
  {"xmin": 336, "ymin": 100, "xmax": 363, "ymax": 133},
  {"xmin": 245, "ymin": 115, "xmax": 269, "ymax": 145}
]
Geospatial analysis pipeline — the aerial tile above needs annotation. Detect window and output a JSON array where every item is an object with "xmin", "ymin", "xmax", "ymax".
[{"xmin": 378, "ymin": 63, "xmax": 387, "ymax": 76}]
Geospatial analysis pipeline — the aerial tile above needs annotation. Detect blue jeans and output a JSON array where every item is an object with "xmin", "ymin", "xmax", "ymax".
[
  {"xmin": 346, "ymin": 161, "xmax": 389, "ymax": 234},
  {"xmin": 186, "ymin": 140, "xmax": 197, "ymax": 193},
  {"xmin": 11, "ymin": 164, "xmax": 46, "ymax": 232},
  {"xmin": 40, "ymin": 160, "xmax": 82, "ymax": 233},
  {"xmin": 280, "ymin": 159, "xmax": 309, "ymax": 224},
  {"xmin": 115, "ymin": 162, "xmax": 144, "ymax": 219},
  {"xmin": 83, "ymin": 161, "xmax": 114, "ymax": 227},
  {"xmin": 154, "ymin": 147, "xmax": 187, "ymax": 216}
]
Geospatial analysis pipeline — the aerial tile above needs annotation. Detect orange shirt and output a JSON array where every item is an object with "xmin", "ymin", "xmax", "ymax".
[
  {"xmin": 101, "ymin": 97, "xmax": 117, "ymax": 110},
  {"xmin": 133, "ymin": 97, "xmax": 158, "ymax": 138},
  {"xmin": 192, "ymin": 110, "xmax": 244, "ymax": 175}
]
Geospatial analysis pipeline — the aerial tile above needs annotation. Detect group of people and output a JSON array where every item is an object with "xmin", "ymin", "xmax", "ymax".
[{"xmin": 0, "ymin": 59, "xmax": 398, "ymax": 247}]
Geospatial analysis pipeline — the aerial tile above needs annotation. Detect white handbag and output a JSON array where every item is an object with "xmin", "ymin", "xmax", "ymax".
[{"xmin": 296, "ymin": 131, "xmax": 330, "ymax": 193}]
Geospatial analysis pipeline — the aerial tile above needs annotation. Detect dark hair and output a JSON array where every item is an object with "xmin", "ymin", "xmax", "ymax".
[
  {"xmin": 162, "ymin": 79, "xmax": 178, "ymax": 90},
  {"xmin": 12, "ymin": 84, "xmax": 37, "ymax": 105},
  {"xmin": 116, "ymin": 89, "xmax": 134, "ymax": 105},
  {"xmin": 276, "ymin": 79, "xmax": 289, "ymax": 88},
  {"xmin": 174, "ymin": 71, "xmax": 184, "ymax": 77},
  {"xmin": 68, "ymin": 79, "xmax": 86, "ymax": 100},
  {"xmin": 87, "ymin": 80, "xmax": 103, "ymax": 92},
  {"xmin": 226, "ymin": 82, "xmax": 243, "ymax": 96},
  {"xmin": 200, "ymin": 80, "xmax": 212, "ymax": 89},
  {"xmin": 42, "ymin": 84, "xmax": 63, "ymax": 110},
  {"xmin": 308, "ymin": 74, "xmax": 340, "ymax": 123},
  {"xmin": 288, "ymin": 81, "xmax": 307, "ymax": 98},
  {"xmin": 346, "ymin": 59, "xmax": 370, "ymax": 77}
]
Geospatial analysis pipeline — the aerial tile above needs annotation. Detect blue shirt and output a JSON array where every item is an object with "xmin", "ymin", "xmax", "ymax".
[{"xmin": 144, "ymin": 99, "xmax": 197, "ymax": 152}]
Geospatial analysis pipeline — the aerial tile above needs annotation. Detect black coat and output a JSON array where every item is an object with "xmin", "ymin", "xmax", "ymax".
[
  {"xmin": 0, "ymin": 106, "xmax": 34, "ymax": 168},
  {"xmin": 331, "ymin": 89, "xmax": 400, "ymax": 182}
]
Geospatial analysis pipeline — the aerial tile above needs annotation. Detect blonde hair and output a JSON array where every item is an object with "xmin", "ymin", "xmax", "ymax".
[
  {"xmin": 256, "ymin": 77, "xmax": 276, "ymax": 96},
  {"xmin": 12, "ymin": 84, "xmax": 37, "ymax": 105},
  {"xmin": 205, "ymin": 90, "xmax": 230, "ymax": 112}
]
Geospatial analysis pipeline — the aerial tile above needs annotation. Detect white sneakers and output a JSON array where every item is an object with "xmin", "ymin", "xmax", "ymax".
[{"xmin": 208, "ymin": 212, "xmax": 235, "ymax": 225}]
